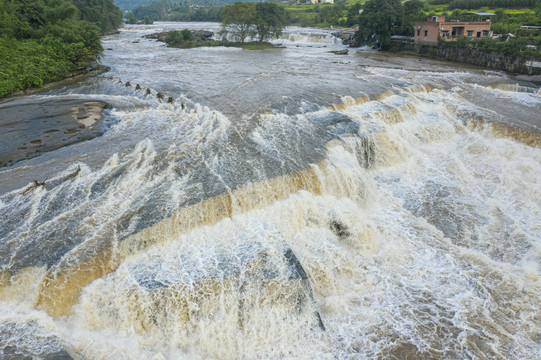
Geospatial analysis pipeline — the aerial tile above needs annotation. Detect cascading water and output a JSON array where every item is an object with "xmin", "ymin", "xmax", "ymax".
[{"xmin": 0, "ymin": 22, "xmax": 540, "ymax": 359}]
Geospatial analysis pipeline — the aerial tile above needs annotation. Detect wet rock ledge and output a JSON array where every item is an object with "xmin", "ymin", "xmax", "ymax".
[{"xmin": 0, "ymin": 99, "xmax": 110, "ymax": 167}]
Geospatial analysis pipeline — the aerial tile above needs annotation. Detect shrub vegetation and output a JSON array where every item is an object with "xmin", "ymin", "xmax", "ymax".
[
  {"xmin": 221, "ymin": 2, "xmax": 288, "ymax": 42},
  {"xmin": 163, "ymin": 29, "xmax": 275, "ymax": 50},
  {"xmin": 0, "ymin": 0, "xmax": 122, "ymax": 98}
]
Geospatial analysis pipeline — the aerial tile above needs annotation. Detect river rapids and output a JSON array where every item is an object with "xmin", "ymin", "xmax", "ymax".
[{"xmin": 0, "ymin": 22, "xmax": 540, "ymax": 359}]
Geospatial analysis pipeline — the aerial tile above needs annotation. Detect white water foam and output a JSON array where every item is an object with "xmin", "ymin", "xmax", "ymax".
[{"xmin": 1, "ymin": 57, "xmax": 540, "ymax": 359}]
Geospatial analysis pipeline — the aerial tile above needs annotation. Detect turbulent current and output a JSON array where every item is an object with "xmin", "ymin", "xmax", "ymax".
[{"xmin": 0, "ymin": 22, "xmax": 540, "ymax": 359}]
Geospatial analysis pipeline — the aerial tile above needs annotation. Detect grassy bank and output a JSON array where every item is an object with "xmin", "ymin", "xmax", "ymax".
[{"xmin": 0, "ymin": 36, "xmax": 98, "ymax": 98}]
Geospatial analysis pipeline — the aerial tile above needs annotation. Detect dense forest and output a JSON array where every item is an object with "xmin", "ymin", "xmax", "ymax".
[
  {"xmin": 129, "ymin": 0, "xmax": 358, "ymax": 26},
  {"xmin": 128, "ymin": 0, "xmax": 540, "ymax": 33},
  {"xmin": 132, "ymin": 1, "xmax": 224, "ymax": 22},
  {"xmin": 74, "ymin": 0, "xmax": 123, "ymax": 34},
  {"xmin": 114, "ymin": 0, "xmax": 155, "ymax": 11},
  {"xmin": 429, "ymin": 0, "xmax": 538, "ymax": 9},
  {"xmin": 127, "ymin": 0, "xmax": 260, "ymax": 15},
  {"xmin": 115, "ymin": 0, "xmax": 244, "ymax": 11},
  {"xmin": 0, "ymin": 0, "xmax": 122, "ymax": 98},
  {"xmin": 128, "ymin": 0, "xmax": 419, "ymax": 29}
]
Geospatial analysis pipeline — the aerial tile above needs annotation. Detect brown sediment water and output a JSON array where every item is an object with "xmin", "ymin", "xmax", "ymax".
[
  {"xmin": 0, "ymin": 22, "xmax": 540, "ymax": 360},
  {"xmin": 331, "ymin": 95, "xmax": 370, "ymax": 111},
  {"xmin": 31, "ymin": 162, "xmax": 329, "ymax": 317},
  {"xmin": 467, "ymin": 118, "xmax": 541, "ymax": 148}
]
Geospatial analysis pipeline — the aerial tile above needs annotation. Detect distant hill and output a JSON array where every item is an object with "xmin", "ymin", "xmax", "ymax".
[
  {"xmin": 116, "ymin": 0, "xmax": 265, "ymax": 12},
  {"xmin": 114, "ymin": 0, "xmax": 157, "ymax": 11}
]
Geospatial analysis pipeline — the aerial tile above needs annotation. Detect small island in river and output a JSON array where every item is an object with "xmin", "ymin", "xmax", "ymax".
[{"xmin": 146, "ymin": 29, "xmax": 277, "ymax": 50}]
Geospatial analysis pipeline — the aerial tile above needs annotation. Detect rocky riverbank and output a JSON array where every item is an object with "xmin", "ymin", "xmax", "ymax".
[
  {"xmin": 331, "ymin": 29, "xmax": 356, "ymax": 46},
  {"xmin": 0, "ymin": 98, "xmax": 110, "ymax": 167}
]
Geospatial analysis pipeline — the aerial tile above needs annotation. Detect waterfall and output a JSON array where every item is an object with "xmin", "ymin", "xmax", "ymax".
[{"xmin": 1, "ymin": 22, "xmax": 540, "ymax": 360}]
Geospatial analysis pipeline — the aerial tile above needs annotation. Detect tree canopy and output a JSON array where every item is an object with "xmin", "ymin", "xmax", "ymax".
[
  {"xmin": 222, "ymin": 2, "xmax": 257, "ymax": 42},
  {"xmin": 0, "ymin": 0, "xmax": 122, "ymax": 97},
  {"xmin": 126, "ymin": 11, "xmax": 137, "ymax": 24},
  {"xmin": 354, "ymin": 0, "xmax": 404, "ymax": 49},
  {"xmin": 221, "ymin": 2, "xmax": 288, "ymax": 42},
  {"xmin": 133, "ymin": 0, "xmax": 224, "ymax": 23},
  {"xmin": 254, "ymin": 3, "xmax": 288, "ymax": 42},
  {"xmin": 72, "ymin": 0, "xmax": 123, "ymax": 34},
  {"xmin": 114, "ymin": 0, "xmax": 157, "ymax": 11}
]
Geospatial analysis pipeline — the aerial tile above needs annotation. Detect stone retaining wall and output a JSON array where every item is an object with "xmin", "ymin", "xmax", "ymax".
[{"xmin": 390, "ymin": 39, "xmax": 541, "ymax": 75}]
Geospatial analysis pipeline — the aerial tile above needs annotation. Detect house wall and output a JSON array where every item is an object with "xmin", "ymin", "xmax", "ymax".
[
  {"xmin": 414, "ymin": 17, "xmax": 492, "ymax": 45},
  {"xmin": 440, "ymin": 22, "xmax": 492, "ymax": 40},
  {"xmin": 414, "ymin": 22, "xmax": 440, "ymax": 45}
]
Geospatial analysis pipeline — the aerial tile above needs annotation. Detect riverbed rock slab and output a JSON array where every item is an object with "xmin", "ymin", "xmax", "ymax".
[{"xmin": 0, "ymin": 99, "xmax": 110, "ymax": 167}]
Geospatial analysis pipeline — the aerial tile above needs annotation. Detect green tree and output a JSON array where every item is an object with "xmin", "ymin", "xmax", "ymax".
[
  {"xmin": 221, "ymin": 2, "xmax": 257, "ymax": 42},
  {"xmin": 0, "ymin": 0, "xmax": 114, "ymax": 97},
  {"xmin": 401, "ymin": 0, "xmax": 424, "ymax": 35},
  {"xmin": 254, "ymin": 3, "xmax": 288, "ymax": 42},
  {"xmin": 126, "ymin": 11, "xmax": 137, "ymax": 24},
  {"xmin": 9, "ymin": 0, "xmax": 46, "ymax": 39},
  {"xmin": 346, "ymin": 3, "xmax": 362, "ymax": 27},
  {"xmin": 71, "ymin": 0, "xmax": 123, "ymax": 34},
  {"xmin": 320, "ymin": 4, "xmax": 342, "ymax": 25},
  {"xmin": 353, "ymin": 0, "xmax": 404, "ymax": 49},
  {"xmin": 165, "ymin": 29, "xmax": 193, "ymax": 46}
]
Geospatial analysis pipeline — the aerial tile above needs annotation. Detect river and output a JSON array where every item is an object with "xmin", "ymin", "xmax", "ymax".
[{"xmin": 0, "ymin": 22, "xmax": 540, "ymax": 359}]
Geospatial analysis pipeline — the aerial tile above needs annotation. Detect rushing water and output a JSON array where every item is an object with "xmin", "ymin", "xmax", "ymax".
[{"xmin": 0, "ymin": 22, "xmax": 540, "ymax": 359}]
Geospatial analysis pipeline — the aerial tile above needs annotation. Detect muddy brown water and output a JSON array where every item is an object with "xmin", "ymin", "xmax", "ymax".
[{"xmin": 0, "ymin": 22, "xmax": 540, "ymax": 360}]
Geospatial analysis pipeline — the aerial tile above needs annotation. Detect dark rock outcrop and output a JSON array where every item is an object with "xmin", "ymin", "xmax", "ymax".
[
  {"xmin": 329, "ymin": 49, "xmax": 349, "ymax": 55},
  {"xmin": 196, "ymin": 30, "xmax": 214, "ymax": 39},
  {"xmin": 307, "ymin": 111, "xmax": 359, "ymax": 137},
  {"xmin": 332, "ymin": 30, "xmax": 356, "ymax": 46}
]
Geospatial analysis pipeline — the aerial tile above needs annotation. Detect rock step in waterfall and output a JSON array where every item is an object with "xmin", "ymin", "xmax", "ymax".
[{"xmin": 1, "ymin": 84, "xmax": 440, "ymax": 322}]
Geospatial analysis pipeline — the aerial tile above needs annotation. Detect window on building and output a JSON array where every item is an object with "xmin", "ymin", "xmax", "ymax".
[
  {"xmin": 417, "ymin": 29, "xmax": 420, "ymax": 36},
  {"xmin": 424, "ymin": 30, "xmax": 428, "ymax": 37},
  {"xmin": 482, "ymin": 30, "xmax": 489, "ymax": 37},
  {"xmin": 441, "ymin": 31, "xmax": 450, "ymax": 39},
  {"xmin": 467, "ymin": 30, "xmax": 473, "ymax": 37},
  {"xmin": 477, "ymin": 31, "xmax": 481, "ymax": 37}
]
